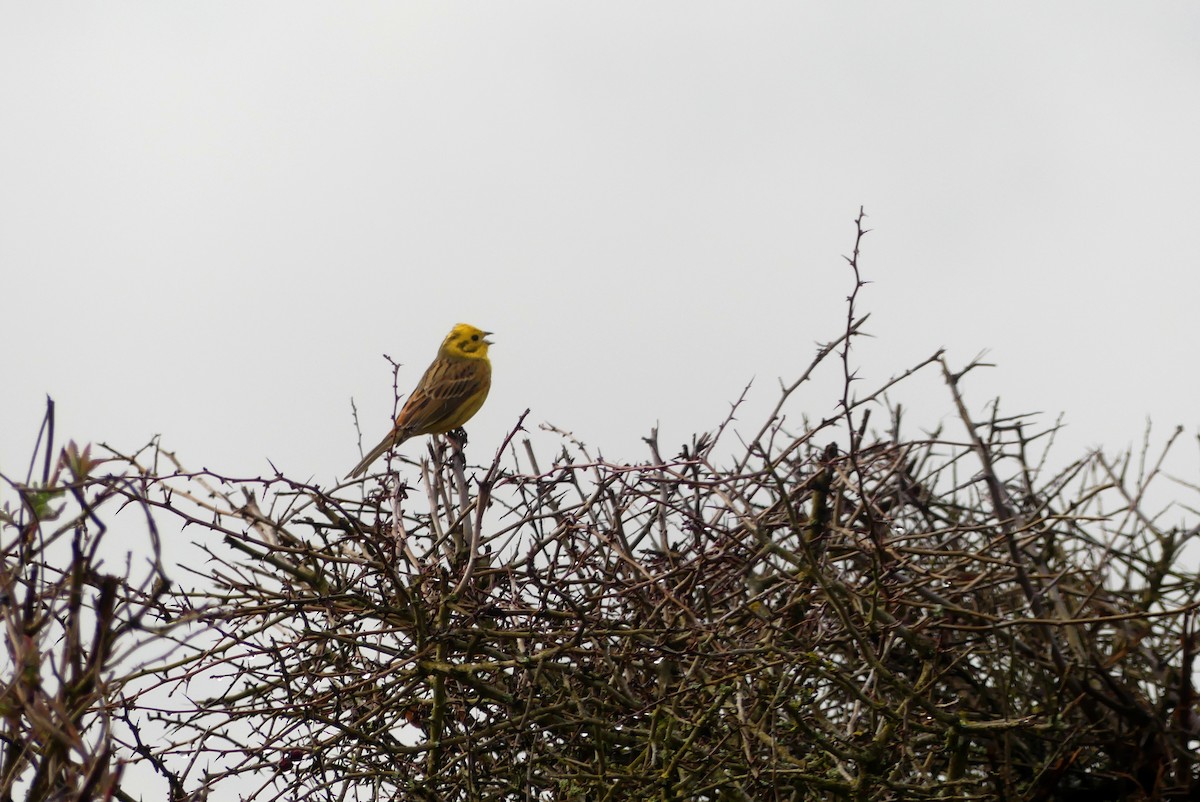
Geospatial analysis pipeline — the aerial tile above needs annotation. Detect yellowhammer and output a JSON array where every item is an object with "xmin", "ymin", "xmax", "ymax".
[{"xmin": 346, "ymin": 323, "xmax": 493, "ymax": 478}]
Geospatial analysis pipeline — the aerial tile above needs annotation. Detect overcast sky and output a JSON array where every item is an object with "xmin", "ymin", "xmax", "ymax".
[{"xmin": 3, "ymin": 4, "xmax": 1199, "ymax": 495}]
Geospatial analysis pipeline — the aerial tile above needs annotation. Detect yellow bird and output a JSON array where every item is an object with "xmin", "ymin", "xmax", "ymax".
[{"xmin": 347, "ymin": 323, "xmax": 493, "ymax": 478}]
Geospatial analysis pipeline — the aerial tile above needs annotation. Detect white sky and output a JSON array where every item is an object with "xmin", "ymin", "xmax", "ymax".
[{"xmin": 3, "ymin": 3, "xmax": 1199, "ymax": 492}]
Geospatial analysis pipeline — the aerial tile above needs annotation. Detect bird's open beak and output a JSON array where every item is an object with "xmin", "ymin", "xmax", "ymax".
[{"xmin": 482, "ymin": 331, "xmax": 495, "ymax": 345}]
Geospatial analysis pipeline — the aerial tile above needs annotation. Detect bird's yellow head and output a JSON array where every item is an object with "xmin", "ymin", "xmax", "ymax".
[{"xmin": 441, "ymin": 323, "xmax": 493, "ymax": 359}]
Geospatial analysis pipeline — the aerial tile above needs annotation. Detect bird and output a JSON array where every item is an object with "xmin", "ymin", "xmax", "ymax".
[{"xmin": 346, "ymin": 323, "xmax": 493, "ymax": 478}]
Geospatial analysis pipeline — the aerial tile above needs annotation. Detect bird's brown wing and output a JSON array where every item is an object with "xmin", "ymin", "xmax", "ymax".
[{"xmin": 395, "ymin": 355, "xmax": 490, "ymax": 437}]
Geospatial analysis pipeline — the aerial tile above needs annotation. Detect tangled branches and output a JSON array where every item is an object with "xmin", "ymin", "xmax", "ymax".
[
  {"xmin": 4, "ymin": 217, "xmax": 1199, "ymax": 801},
  {"xmin": 106, "ymin": 359, "xmax": 1199, "ymax": 801},
  {"xmin": 0, "ymin": 411, "xmax": 170, "ymax": 802}
]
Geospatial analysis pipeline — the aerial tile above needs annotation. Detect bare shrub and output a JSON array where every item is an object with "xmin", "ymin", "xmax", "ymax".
[
  {"xmin": 4, "ymin": 212, "xmax": 1198, "ymax": 801},
  {"xmin": 1, "ymin": 408, "xmax": 170, "ymax": 802}
]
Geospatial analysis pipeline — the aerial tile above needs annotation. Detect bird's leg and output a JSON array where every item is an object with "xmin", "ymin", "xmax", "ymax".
[{"xmin": 446, "ymin": 428, "xmax": 468, "ymax": 469}]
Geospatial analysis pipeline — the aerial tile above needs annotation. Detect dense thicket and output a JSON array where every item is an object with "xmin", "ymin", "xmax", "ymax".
[{"xmin": 5, "ymin": 219, "xmax": 1199, "ymax": 801}]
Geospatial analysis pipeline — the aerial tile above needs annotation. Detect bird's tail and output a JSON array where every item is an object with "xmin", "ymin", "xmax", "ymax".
[{"xmin": 346, "ymin": 432, "xmax": 400, "ymax": 479}]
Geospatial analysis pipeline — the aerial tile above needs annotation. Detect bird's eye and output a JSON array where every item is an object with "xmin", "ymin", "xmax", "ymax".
[{"xmin": 471, "ymin": 334, "xmax": 479, "ymax": 341}]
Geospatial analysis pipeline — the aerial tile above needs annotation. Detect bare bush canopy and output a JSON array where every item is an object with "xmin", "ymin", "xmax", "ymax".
[{"xmin": 4, "ymin": 216, "xmax": 1200, "ymax": 801}]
